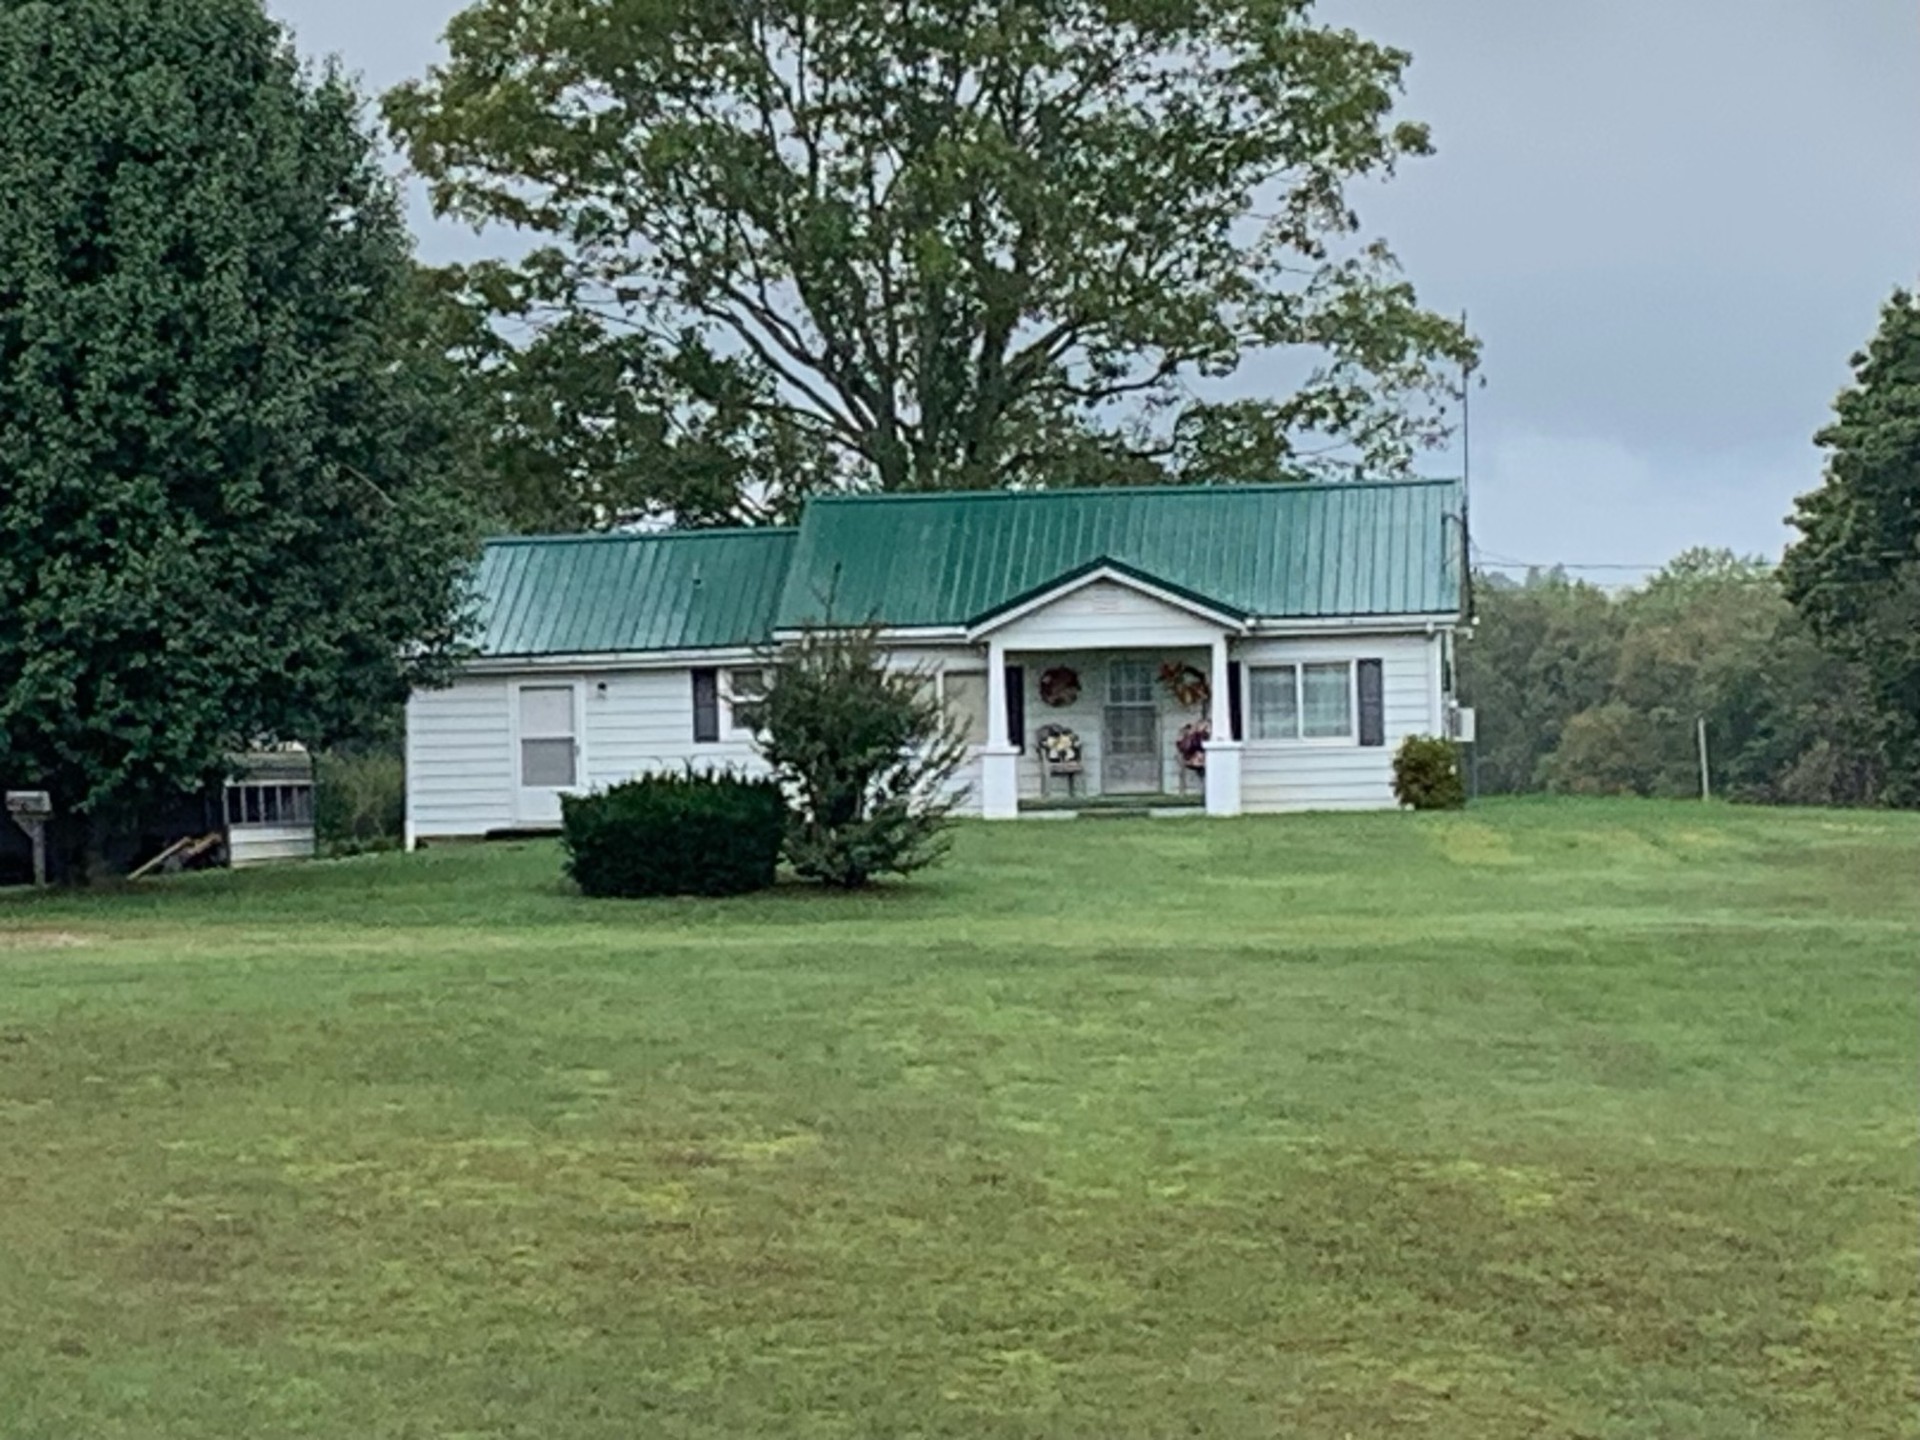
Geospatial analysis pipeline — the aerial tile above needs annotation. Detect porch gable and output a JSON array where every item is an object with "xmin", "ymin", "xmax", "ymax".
[{"xmin": 966, "ymin": 559, "xmax": 1247, "ymax": 647}]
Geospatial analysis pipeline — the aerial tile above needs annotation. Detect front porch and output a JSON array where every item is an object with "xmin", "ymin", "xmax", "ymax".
[
  {"xmin": 992, "ymin": 649, "xmax": 1229, "ymax": 815},
  {"xmin": 966, "ymin": 567, "xmax": 1247, "ymax": 819}
]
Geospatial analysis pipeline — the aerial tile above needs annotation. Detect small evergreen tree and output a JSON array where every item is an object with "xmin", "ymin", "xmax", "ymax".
[{"xmin": 756, "ymin": 626, "xmax": 969, "ymax": 889}]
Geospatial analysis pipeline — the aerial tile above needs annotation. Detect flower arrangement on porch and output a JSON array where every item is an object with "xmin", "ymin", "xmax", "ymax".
[
  {"xmin": 1159, "ymin": 661, "xmax": 1210, "ymax": 710},
  {"xmin": 1038, "ymin": 666, "xmax": 1081, "ymax": 707},
  {"xmin": 1037, "ymin": 724, "xmax": 1084, "ymax": 773},
  {"xmin": 1176, "ymin": 719, "xmax": 1211, "ymax": 772}
]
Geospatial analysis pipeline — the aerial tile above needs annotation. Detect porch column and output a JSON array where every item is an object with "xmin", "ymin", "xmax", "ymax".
[
  {"xmin": 981, "ymin": 637, "xmax": 1020, "ymax": 819},
  {"xmin": 1204, "ymin": 633, "xmax": 1243, "ymax": 817}
]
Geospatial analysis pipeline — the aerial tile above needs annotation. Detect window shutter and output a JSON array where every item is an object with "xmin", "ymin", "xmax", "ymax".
[
  {"xmin": 1357, "ymin": 659, "xmax": 1386, "ymax": 747},
  {"xmin": 692, "ymin": 668, "xmax": 720, "ymax": 743},
  {"xmin": 1227, "ymin": 662, "xmax": 1245, "ymax": 742},
  {"xmin": 1005, "ymin": 666, "xmax": 1026, "ymax": 751}
]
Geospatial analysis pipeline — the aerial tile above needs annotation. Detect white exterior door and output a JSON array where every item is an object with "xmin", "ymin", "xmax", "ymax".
[
  {"xmin": 514, "ymin": 682, "xmax": 583, "ymax": 825},
  {"xmin": 1103, "ymin": 660, "xmax": 1161, "ymax": 794}
]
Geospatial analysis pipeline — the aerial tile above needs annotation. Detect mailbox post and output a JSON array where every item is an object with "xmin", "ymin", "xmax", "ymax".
[{"xmin": 6, "ymin": 791, "xmax": 53, "ymax": 889}]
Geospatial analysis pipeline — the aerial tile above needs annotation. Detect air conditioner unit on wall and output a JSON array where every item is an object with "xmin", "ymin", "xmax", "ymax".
[{"xmin": 1446, "ymin": 703, "xmax": 1477, "ymax": 744}]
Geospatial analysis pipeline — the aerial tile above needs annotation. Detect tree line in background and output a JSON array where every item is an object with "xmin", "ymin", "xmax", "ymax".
[
  {"xmin": 1463, "ymin": 289, "xmax": 1917, "ymax": 810},
  {"xmin": 1459, "ymin": 553, "xmax": 1884, "ymax": 806}
]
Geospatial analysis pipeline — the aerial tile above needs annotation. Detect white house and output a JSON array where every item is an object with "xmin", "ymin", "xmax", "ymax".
[{"xmin": 405, "ymin": 479, "xmax": 1466, "ymax": 841}]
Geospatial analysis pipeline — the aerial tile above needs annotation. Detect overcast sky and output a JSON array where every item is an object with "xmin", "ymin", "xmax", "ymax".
[{"xmin": 269, "ymin": 0, "xmax": 1918, "ymax": 573}]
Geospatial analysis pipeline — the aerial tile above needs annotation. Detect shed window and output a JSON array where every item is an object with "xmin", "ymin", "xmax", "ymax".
[
  {"xmin": 226, "ymin": 782, "xmax": 315, "ymax": 828},
  {"xmin": 1248, "ymin": 662, "xmax": 1355, "ymax": 742}
]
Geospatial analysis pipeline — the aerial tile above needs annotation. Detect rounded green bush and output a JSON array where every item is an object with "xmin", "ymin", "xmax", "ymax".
[
  {"xmin": 1392, "ymin": 735, "xmax": 1467, "ymax": 810},
  {"xmin": 561, "ymin": 773, "xmax": 786, "ymax": 898}
]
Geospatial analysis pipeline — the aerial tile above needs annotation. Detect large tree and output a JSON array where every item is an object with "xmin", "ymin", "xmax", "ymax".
[
  {"xmin": 416, "ymin": 259, "xmax": 839, "ymax": 530},
  {"xmin": 0, "ymin": 0, "xmax": 476, "ymax": 857},
  {"xmin": 1781, "ymin": 290, "xmax": 1920, "ymax": 803},
  {"xmin": 387, "ymin": 0, "xmax": 1474, "ymax": 502}
]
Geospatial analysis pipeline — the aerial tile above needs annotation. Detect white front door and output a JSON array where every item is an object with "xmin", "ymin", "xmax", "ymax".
[
  {"xmin": 514, "ymin": 682, "xmax": 583, "ymax": 825},
  {"xmin": 1103, "ymin": 660, "xmax": 1162, "ymax": 794}
]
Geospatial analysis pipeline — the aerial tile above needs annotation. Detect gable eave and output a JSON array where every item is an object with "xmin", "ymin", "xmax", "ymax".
[{"xmin": 964, "ymin": 558, "xmax": 1251, "ymax": 640}]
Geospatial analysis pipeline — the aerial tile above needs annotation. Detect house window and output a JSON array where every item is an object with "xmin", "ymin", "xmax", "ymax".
[
  {"xmin": 725, "ymin": 668, "xmax": 768, "ymax": 736},
  {"xmin": 941, "ymin": 671, "xmax": 988, "ymax": 747},
  {"xmin": 1248, "ymin": 662, "xmax": 1355, "ymax": 742},
  {"xmin": 519, "ymin": 684, "xmax": 579, "ymax": 787}
]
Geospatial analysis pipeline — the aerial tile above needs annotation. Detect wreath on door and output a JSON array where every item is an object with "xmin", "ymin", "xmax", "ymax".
[{"xmin": 1039, "ymin": 666, "xmax": 1082, "ymax": 707}]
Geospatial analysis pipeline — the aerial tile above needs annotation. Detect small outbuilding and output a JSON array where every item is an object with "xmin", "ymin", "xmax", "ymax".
[{"xmin": 221, "ymin": 748, "xmax": 317, "ymax": 868}]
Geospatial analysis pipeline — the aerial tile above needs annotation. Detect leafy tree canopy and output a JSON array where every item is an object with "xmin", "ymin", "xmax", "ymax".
[
  {"xmin": 387, "ymin": 0, "xmax": 1475, "ymax": 508},
  {"xmin": 1781, "ymin": 289, "xmax": 1920, "ymax": 801},
  {"xmin": 0, "ymin": 0, "xmax": 476, "ymax": 845},
  {"xmin": 1462, "ymin": 553, "xmax": 1883, "ymax": 806},
  {"xmin": 414, "ymin": 258, "xmax": 839, "ymax": 530}
]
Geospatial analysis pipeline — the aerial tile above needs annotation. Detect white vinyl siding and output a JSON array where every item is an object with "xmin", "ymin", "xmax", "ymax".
[
  {"xmin": 941, "ymin": 671, "xmax": 988, "ymax": 748},
  {"xmin": 1237, "ymin": 635, "xmax": 1441, "ymax": 812},
  {"xmin": 406, "ymin": 631, "xmax": 1447, "ymax": 833},
  {"xmin": 408, "ymin": 652, "xmax": 993, "ymax": 837},
  {"xmin": 887, "ymin": 646, "xmax": 986, "ymax": 816},
  {"xmin": 407, "ymin": 677, "xmax": 518, "ymax": 838},
  {"xmin": 986, "ymin": 580, "xmax": 1225, "ymax": 650},
  {"xmin": 586, "ymin": 671, "xmax": 764, "ymax": 788}
]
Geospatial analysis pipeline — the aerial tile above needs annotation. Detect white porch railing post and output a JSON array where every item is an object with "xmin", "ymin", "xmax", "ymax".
[
  {"xmin": 981, "ymin": 638, "xmax": 1020, "ymax": 819},
  {"xmin": 1204, "ymin": 634, "xmax": 1243, "ymax": 817}
]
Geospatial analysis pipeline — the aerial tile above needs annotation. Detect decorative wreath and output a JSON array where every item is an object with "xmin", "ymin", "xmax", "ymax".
[
  {"xmin": 1159, "ymin": 662, "xmax": 1211, "ymax": 710},
  {"xmin": 1176, "ymin": 720, "xmax": 1211, "ymax": 772},
  {"xmin": 1039, "ymin": 666, "xmax": 1082, "ymax": 708},
  {"xmin": 1037, "ymin": 724, "xmax": 1084, "ymax": 772}
]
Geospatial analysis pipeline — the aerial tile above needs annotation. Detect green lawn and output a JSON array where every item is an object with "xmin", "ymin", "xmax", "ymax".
[{"xmin": 1, "ymin": 800, "xmax": 1914, "ymax": 1438}]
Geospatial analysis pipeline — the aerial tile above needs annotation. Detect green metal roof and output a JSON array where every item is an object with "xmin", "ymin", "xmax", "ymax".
[
  {"xmin": 469, "ymin": 480, "xmax": 1462, "ymax": 658},
  {"xmin": 473, "ymin": 528, "xmax": 796, "ymax": 656},
  {"xmin": 775, "ymin": 479, "xmax": 1464, "ymax": 629}
]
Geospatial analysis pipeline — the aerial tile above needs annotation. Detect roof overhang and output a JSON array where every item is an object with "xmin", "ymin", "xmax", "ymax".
[
  {"xmin": 458, "ymin": 644, "xmax": 765, "ymax": 674},
  {"xmin": 963, "ymin": 559, "xmax": 1251, "ymax": 642},
  {"xmin": 1246, "ymin": 612, "xmax": 1463, "ymax": 636}
]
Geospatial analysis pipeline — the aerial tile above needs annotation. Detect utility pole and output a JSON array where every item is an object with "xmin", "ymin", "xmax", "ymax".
[
  {"xmin": 1460, "ymin": 311, "xmax": 1477, "ymax": 623},
  {"xmin": 1697, "ymin": 718, "xmax": 1712, "ymax": 801}
]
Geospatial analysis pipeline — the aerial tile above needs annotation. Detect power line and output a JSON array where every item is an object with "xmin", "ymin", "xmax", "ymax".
[{"xmin": 1471, "ymin": 545, "xmax": 1672, "ymax": 574}]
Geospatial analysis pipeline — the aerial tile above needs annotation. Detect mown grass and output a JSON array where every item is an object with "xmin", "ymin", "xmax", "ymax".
[{"xmin": 0, "ymin": 798, "xmax": 1914, "ymax": 1438}]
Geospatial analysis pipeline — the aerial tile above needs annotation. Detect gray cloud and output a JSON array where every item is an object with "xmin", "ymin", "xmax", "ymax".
[{"xmin": 271, "ymin": 0, "xmax": 1919, "ymax": 568}]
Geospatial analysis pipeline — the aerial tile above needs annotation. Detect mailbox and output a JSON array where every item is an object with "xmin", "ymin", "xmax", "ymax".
[{"xmin": 6, "ymin": 790, "xmax": 53, "ymax": 887}]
